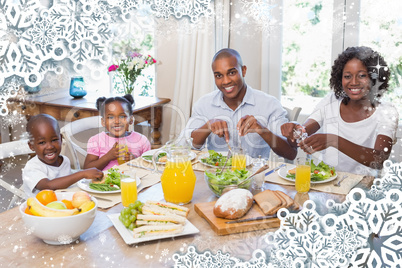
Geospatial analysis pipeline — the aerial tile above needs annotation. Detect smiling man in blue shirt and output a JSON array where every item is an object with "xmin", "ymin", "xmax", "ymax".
[{"xmin": 185, "ymin": 48, "xmax": 297, "ymax": 160}]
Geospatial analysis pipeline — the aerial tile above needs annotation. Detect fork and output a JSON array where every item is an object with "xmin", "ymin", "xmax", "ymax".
[
  {"xmin": 333, "ymin": 175, "xmax": 348, "ymax": 187},
  {"xmin": 220, "ymin": 143, "xmax": 232, "ymax": 174}
]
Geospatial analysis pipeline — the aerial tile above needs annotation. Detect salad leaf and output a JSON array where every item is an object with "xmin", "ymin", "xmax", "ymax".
[
  {"xmin": 201, "ymin": 150, "xmax": 232, "ymax": 166},
  {"xmin": 286, "ymin": 160, "xmax": 336, "ymax": 182},
  {"xmin": 142, "ymin": 152, "xmax": 166, "ymax": 161},
  {"xmin": 205, "ymin": 168, "xmax": 250, "ymax": 196},
  {"xmin": 104, "ymin": 168, "xmax": 128, "ymax": 188}
]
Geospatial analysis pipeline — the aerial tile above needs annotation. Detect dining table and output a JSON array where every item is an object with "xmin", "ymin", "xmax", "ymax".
[{"xmin": 0, "ymin": 158, "xmax": 373, "ymax": 267}]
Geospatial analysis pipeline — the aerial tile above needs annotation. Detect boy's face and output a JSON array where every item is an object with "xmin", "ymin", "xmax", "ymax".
[
  {"xmin": 101, "ymin": 101, "xmax": 133, "ymax": 138},
  {"xmin": 212, "ymin": 55, "xmax": 247, "ymax": 101},
  {"xmin": 28, "ymin": 120, "xmax": 62, "ymax": 167}
]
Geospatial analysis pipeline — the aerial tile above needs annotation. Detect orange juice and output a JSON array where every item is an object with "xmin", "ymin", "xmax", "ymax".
[
  {"xmin": 160, "ymin": 160, "xmax": 196, "ymax": 205},
  {"xmin": 117, "ymin": 144, "xmax": 128, "ymax": 165},
  {"xmin": 295, "ymin": 165, "xmax": 311, "ymax": 193},
  {"xmin": 121, "ymin": 178, "xmax": 137, "ymax": 207},
  {"xmin": 232, "ymin": 153, "xmax": 247, "ymax": 171}
]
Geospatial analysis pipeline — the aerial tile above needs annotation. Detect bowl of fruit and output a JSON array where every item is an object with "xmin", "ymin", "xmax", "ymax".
[{"xmin": 19, "ymin": 190, "xmax": 97, "ymax": 245}]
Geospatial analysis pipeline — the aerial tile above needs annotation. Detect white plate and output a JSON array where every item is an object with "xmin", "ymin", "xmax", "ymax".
[
  {"xmin": 107, "ymin": 213, "xmax": 199, "ymax": 245},
  {"xmin": 199, "ymin": 152, "xmax": 253, "ymax": 168},
  {"xmin": 141, "ymin": 149, "xmax": 197, "ymax": 164},
  {"xmin": 277, "ymin": 165, "xmax": 338, "ymax": 184},
  {"xmin": 77, "ymin": 177, "xmax": 140, "ymax": 194}
]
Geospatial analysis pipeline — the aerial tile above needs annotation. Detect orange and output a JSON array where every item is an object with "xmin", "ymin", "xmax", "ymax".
[
  {"xmin": 36, "ymin": 190, "xmax": 57, "ymax": 205},
  {"xmin": 24, "ymin": 207, "xmax": 33, "ymax": 215},
  {"xmin": 61, "ymin": 199, "xmax": 74, "ymax": 209}
]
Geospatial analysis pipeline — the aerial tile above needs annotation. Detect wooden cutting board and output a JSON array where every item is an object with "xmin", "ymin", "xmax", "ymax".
[{"xmin": 194, "ymin": 201, "xmax": 280, "ymax": 235}]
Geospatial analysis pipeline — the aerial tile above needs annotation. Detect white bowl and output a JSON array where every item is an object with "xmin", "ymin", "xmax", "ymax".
[{"xmin": 19, "ymin": 192, "xmax": 98, "ymax": 245}]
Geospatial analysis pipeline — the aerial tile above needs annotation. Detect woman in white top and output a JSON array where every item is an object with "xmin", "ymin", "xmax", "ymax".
[{"xmin": 281, "ymin": 46, "xmax": 399, "ymax": 175}]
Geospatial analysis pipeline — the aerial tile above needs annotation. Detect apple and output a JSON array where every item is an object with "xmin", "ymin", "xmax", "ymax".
[
  {"xmin": 46, "ymin": 201, "xmax": 67, "ymax": 210},
  {"xmin": 72, "ymin": 191, "xmax": 91, "ymax": 208}
]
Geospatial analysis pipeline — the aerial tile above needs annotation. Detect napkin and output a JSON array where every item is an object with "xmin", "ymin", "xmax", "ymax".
[{"xmin": 265, "ymin": 163, "xmax": 365, "ymax": 195}]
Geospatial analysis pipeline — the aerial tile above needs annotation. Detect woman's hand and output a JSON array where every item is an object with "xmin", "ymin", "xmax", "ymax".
[
  {"xmin": 298, "ymin": 133, "xmax": 337, "ymax": 154},
  {"xmin": 281, "ymin": 122, "xmax": 304, "ymax": 142}
]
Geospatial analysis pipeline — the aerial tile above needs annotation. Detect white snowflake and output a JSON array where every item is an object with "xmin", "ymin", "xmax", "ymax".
[
  {"xmin": 58, "ymin": 234, "xmax": 73, "ymax": 244},
  {"xmin": 173, "ymin": 162, "xmax": 402, "ymax": 267},
  {"xmin": 161, "ymin": 248, "xmax": 169, "ymax": 257}
]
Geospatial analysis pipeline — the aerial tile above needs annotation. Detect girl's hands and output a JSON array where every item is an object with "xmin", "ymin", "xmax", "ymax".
[{"xmin": 105, "ymin": 142, "xmax": 120, "ymax": 161}]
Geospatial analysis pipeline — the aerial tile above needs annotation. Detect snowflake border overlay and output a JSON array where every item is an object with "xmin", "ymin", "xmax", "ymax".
[
  {"xmin": 173, "ymin": 160, "xmax": 402, "ymax": 267},
  {"xmin": 0, "ymin": 0, "xmax": 213, "ymax": 89}
]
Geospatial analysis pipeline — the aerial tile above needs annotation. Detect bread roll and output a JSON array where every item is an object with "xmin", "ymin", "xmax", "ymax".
[{"xmin": 213, "ymin": 189, "xmax": 253, "ymax": 219}]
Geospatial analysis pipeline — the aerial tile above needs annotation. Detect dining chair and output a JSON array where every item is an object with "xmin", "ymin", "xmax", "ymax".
[
  {"xmin": 284, "ymin": 106, "xmax": 302, "ymax": 122},
  {"xmin": 0, "ymin": 138, "xmax": 34, "ymax": 209},
  {"xmin": 60, "ymin": 116, "xmax": 103, "ymax": 170}
]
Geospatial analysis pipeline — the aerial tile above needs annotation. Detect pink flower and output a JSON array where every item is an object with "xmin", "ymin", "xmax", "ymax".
[
  {"xmin": 152, "ymin": 58, "xmax": 156, "ymax": 63},
  {"xmin": 108, "ymin": 64, "xmax": 119, "ymax": 72},
  {"xmin": 145, "ymin": 60, "xmax": 148, "ymax": 64}
]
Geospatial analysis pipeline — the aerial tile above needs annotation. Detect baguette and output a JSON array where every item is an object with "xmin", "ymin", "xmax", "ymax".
[
  {"xmin": 254, "ymin": 190, "xmax": 282, "ymax": 215},
  {"xmin": 133, "ymin": 224, "xmax": 184, "ymax": 238}
]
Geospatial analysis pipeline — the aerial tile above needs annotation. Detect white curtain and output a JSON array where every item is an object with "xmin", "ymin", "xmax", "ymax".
[{"xmin": 168, "ymin": 0, "xmax": 231, "ymax": 139}]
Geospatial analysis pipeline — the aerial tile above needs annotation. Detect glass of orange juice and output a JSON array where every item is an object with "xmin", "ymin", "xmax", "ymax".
[
  {"xmin": 231, "ymin": 148, "xmax": 247, "ymax": 171},
  {"xmin": 117, "ymin": 144, "xmax": 128, "ymax": 165},
  {"xmin": 295, "ymin": 157, "xmax": 311, "ymax": 193},
  {"xmin": 121, "ymin": 173, "xmax": 137, "ymax": 207}
]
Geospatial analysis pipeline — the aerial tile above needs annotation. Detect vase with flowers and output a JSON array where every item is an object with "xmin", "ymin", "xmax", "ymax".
[{"xmin": 108, "ymin": 50, "xmax": 157, "ymax": 95}]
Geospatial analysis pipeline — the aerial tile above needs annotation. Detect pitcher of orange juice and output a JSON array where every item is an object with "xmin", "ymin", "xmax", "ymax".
[{"xmin": 152, "ymin": 137, "xmax": 196, "ymax": 205}]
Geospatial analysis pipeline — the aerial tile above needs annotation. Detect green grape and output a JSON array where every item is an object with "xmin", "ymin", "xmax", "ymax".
[
  {"xmin": 123, "ymin": 219, "xmax": 131, "ymax": 227},
  {"xmin": 119, "ymin": 215, "xmax": 124, "ymax": 223},
  {"xmin": 128, "ymin": 223, "xmax": 135, "ymax": 231},
  {"xmin": 129, "ymin": 215, "xmax": 136, "ymax": 222},
  {"xmin": 138, "ymin": 204, "xmax": 144, "ymax": 214},
  {"xmin": 122, "ymin": 207, "xmax": 130, "ymax": 215},
  {"xmin": 133, "ymin": 200, "xmax": 142, "ymax": 209},
  {"xmin": 130, "ymin": 208, "xmax": 137, "ymax": 216},
  {"xmin": 128, "ymin": 203, "xmax": 136, "ymax": 210}
]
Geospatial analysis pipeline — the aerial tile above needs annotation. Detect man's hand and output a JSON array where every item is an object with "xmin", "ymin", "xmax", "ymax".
[
  {"xmin": 207, "ymin": 119, "xmax": 230, "ymax": 142},
  {"xmin": 237, "ymin": 115, "xmax": 264, "ymax": 136}
]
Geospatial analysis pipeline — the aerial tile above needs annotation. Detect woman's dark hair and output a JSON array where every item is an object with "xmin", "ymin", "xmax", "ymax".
[
  {"xmin": 96, "ymin": 94, "xmax": 135, "ymax": 116},
  {"xmin": 330, "ymin": 46, "xmax": 390, "ymax": 105}
]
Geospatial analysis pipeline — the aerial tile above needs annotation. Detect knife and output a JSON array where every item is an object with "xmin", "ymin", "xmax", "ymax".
[
  {"xmin": 225, "ymin": 214, "xmax": 277, "ymax": 224},
  {"xmin": 265, "ymin": 163, "xmax": 286, "ymax": 176},
  {"xmin": 127, "ymin": 163, "xmax": 162, "ymax": 173}
]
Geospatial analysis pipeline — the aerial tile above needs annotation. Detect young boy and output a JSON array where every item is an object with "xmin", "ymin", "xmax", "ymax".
[{"xmin": 22, "ymin": 114, "xmax": 103, "ymax": 197}]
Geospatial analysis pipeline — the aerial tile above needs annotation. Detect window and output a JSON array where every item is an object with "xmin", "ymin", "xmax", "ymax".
[
  {"xmin": 358, "ymin": 0, "xmax": 402, "ymax": 118},
  {"xmin": 281, "ymin": 0, "xmax": 335, "ymax": 115},
  {"xmin": 109, "ymin": 21, "xmax": 156, "ymax": 97},
  {"xmin": 279, "ymin": 0, "xmax": 402, "ymax": 119}
]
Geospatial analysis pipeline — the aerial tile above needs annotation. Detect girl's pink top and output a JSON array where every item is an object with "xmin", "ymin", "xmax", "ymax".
[{"xmin": 87, "ymin": 131, "xmax": 151, "ymax": 171}]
